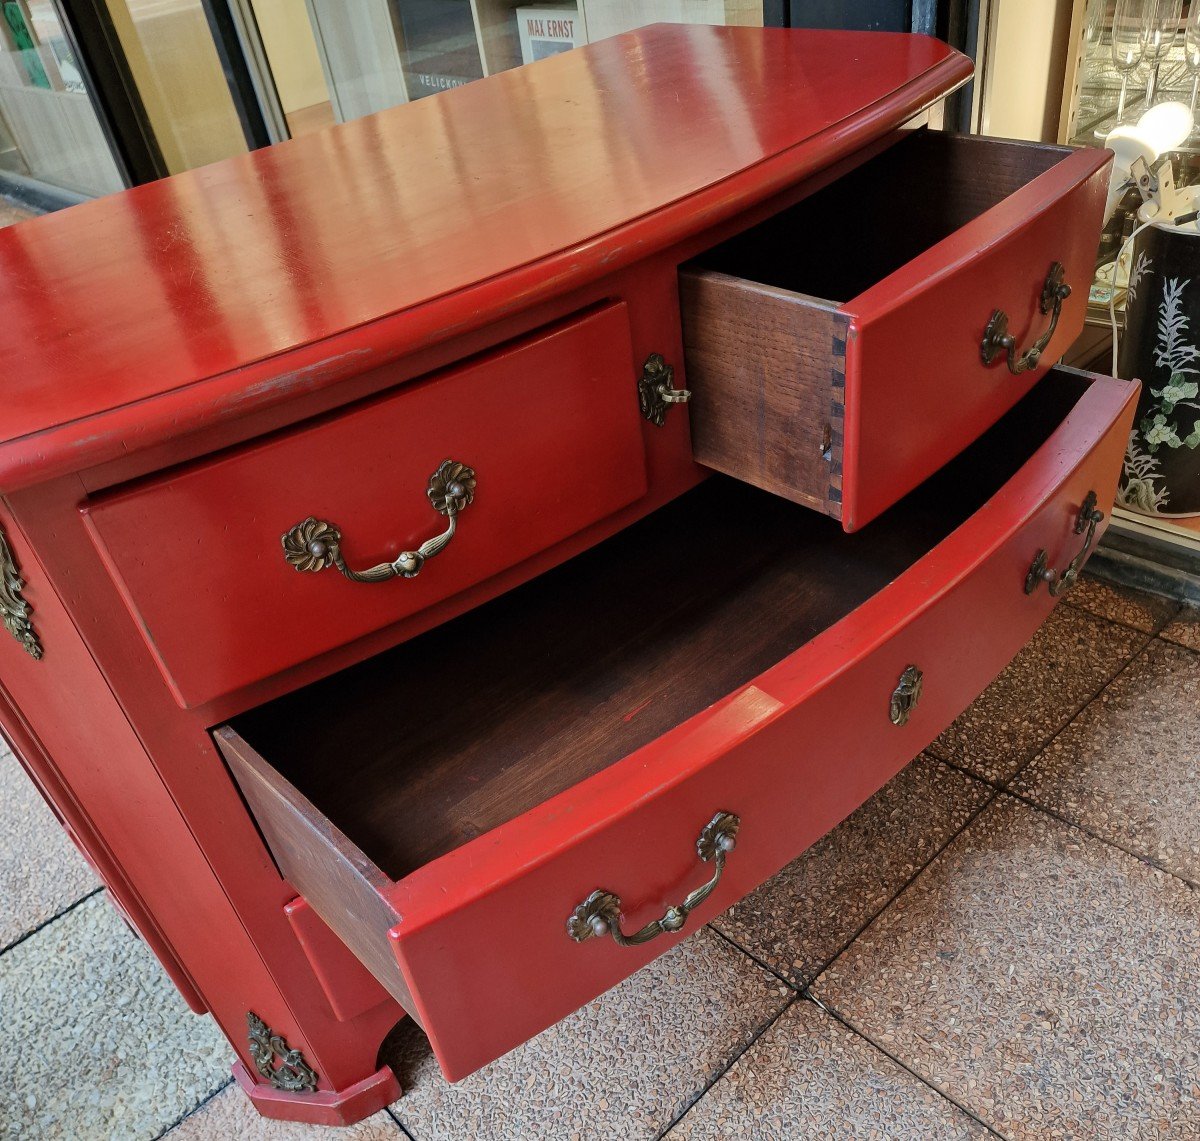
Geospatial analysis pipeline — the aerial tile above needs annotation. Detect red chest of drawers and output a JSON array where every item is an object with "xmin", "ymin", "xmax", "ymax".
[{"xmin": 0, "ymin": 25, "xmax": 1134, "ymax": 1125}]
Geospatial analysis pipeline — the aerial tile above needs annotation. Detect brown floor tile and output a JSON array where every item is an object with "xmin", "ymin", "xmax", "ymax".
[
  {"xmin": 813, "ymin": 797, "xmax": 1200, "ymax": 1141},
  {"xmin": 1014, "ymin": 640, "xmax": 1200, "ymax": 884},
  {"xmin": 712, "ymin": 755, "xmax": 991, "ymax": 985},
  {"xmin": 0, "ymin": 741, "xmax": 98, "ymax": 948},
  {"xmin": 1161, "ymin": 603, "xmax": 1200, "ymax": 652},
  {"xmin": 165, "ymin": 1082, "xmax": 403, "ymax": 1138},
  {"xmin": 671, "ymin": 999, "xmax": 990, "ymax": 1140},
  {"xmin": 928, "ymin": 605, "xmax": 1146, "ymax": 784},
  {"xmin": 1065, "ymin": 574, "xmax": 1180, "ymax": 633},
  {"xmin": 0, "ymin": 892, "xmax": 229, "ymax": 1139},
  {"xmin": 384, "ymin": 928, "xmax": 790, "ymax": 1141}
]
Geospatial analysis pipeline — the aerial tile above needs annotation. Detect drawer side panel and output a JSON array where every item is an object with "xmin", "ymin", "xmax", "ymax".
[
  {"xmin": 217, "ymin": 727, "xmax": 418, "ymax": 1020},
  {"xmin": 680, "ymin": 269, "xmax": 848, "ymax": 518}
]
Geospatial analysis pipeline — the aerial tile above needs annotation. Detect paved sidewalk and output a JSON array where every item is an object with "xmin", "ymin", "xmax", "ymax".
[{"xmin": 2, "ymin": 576, "xmax": 1198, "ymax": 1139}]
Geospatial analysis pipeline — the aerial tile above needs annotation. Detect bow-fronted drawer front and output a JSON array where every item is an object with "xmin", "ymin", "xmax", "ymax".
[
  {"xmin": 81, "ymin": 304, "xmax": 647, "ymax": 708},
  {"xmin": 213, "ymin": 366, "xmax": 1135, "ymax": 1083},
  {"xmin": 680, "ymin": 130, "xmax": 1112, "ymax": 531}
]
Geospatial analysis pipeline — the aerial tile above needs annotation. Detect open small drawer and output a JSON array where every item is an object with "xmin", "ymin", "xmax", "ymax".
[
  {"xmin": 679, "ymin": 130, "xmax": 1112, "ymax": 531},
  {"xmin": 215, "ymin": 367, "xmax": 1135, "ymax": 1083}
]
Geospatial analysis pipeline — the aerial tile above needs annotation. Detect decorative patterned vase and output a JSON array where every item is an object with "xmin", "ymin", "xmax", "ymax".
[{"xmin": 1117, "ymin": 221, "xmax": 1200, "ymax": 517}]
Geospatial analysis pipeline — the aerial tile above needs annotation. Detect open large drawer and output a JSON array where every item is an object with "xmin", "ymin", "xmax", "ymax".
[
  {"xmin": 216, "ymin": 367, "xmax": 1136, "ymax": 1082},
  {"xmin": 679, "ymin": 130, "xmax": 1112, "ymax": 531}
]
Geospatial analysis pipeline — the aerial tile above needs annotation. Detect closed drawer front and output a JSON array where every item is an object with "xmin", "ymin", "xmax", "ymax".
[
  {"xmin": 82, "ymin": 304, "xmax": 647, "ymax": 708},
  {"xmin": 680, "ymin": 130, "xmax": 1112, "ymax": 531},
  {"xmin": 215, "ymin": 367, "xmax": 1135, "ymax": 1082}
]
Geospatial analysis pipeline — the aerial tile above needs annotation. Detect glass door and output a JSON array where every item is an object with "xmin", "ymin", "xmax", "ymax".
[
  {"xmin": 0, "ymin": 0, "xmax": 255, "ymax": 225},
  {"xmin": 231, "ymin": 0, "xmax": 330, "ymax": 136},
  {"xmin": 103, "ymin": 0, "xmax": 250, "ymax": 170},
  {"xmin": 0, "ymin": 0, "xmax": 124, "ymax": 211}
]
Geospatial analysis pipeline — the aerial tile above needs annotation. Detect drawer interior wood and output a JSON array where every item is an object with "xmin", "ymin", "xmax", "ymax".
[
  {"xmin": 693, "ymin": 130, "xmax": 1068, "ymax": 305},
  {"xmin": 225, "ymin": 371, "xmax": 1090, "ymax": 882}
]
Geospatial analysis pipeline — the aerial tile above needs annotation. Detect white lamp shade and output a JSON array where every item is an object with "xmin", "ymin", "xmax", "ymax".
[{"xmin": 1134, "ymin": 101, "xmax": 1194, "ymax": 154}]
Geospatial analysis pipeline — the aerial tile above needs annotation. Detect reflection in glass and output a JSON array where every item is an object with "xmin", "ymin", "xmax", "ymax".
[
  {"xmin": 302, "ymin": 0, "xmax": 762, "ymax": 125},
  {"xmin": 105, "ymin": 0, "xmax": 248, "ymax": 173},
  {"xmin": 0, "ymin": 0, "xmax": 123, "ymax": 201},
  {"xmin": 243, "ymin": 0, "xmax": 332, "ymax": 138}
]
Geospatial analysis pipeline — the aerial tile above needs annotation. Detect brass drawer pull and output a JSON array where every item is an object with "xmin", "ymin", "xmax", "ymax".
[
  {"xmin": 567, "ymin": 811, "xmax": 740, "ymax": 947},
  {"xmin": 282, "ymin": 459, "xmax": 475, "ymax": 584},
  {"xmin": 1025, "ymin": 490, "xmax": 1103, "ymax": 597},
  {"xmin": 981, "ymin": 262, "xmax": 1071, "ymax": 376}
]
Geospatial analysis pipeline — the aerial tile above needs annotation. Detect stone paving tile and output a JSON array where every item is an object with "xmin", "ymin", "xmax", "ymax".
[
  {"xmin": 1014, "ymin": 639, "xmax": 1200, "ymax": 885},
  {"xmin": 0, "ymin": 741, "xmax": 98, "ymax": 949},
  {"xmin": 813, "ymin": 797, "xmax": 1200, "ymax": 1141},
  {"xmin": 164, "ymin": 1082, "xmax": 403, "ymax": 1139},
  {"xmin": 0, "ymin": 892, "xmax": 229, "ymax": 1140},
  {"xmin": 712, "ymin": 755, "xmax": 991, "ymax": 986},
  {"xmin": 1065, "ymin": 574, "xmax": 1179, "ymax": 633},
  {"xmin": 928, "ymin": 605, "xmax": 1146, "ymax": 784},
  {"xmin": 383, "ymin": 928, "xmax": 791, "ymax": 1141},
  {"xmin": 1161, "ymin": 602, "xmax": 1200, "ymax": 652},
  {"xmin": 670, "ymin": 999, "xmax": 991, "ymax": 1141}
]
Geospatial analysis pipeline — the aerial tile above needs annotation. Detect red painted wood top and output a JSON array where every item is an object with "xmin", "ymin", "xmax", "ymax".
[{"xmin": 0, "ymin": 25, "xmax": 970, "ymax": 491}]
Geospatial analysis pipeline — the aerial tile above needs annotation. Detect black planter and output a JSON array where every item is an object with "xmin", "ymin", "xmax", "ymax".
[{"xmin": 1117, "ymin": 221, "xmax": 1200, "ymax": 517}]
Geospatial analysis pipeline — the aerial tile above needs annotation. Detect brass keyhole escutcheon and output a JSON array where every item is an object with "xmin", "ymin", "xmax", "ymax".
[
  {"xmin": 637, "ymin": 354, "xmax": 690, "ymax": 426},
  {"xmin": 889, "ymin": 665, "xmax": 923, "ymax": 726}
]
